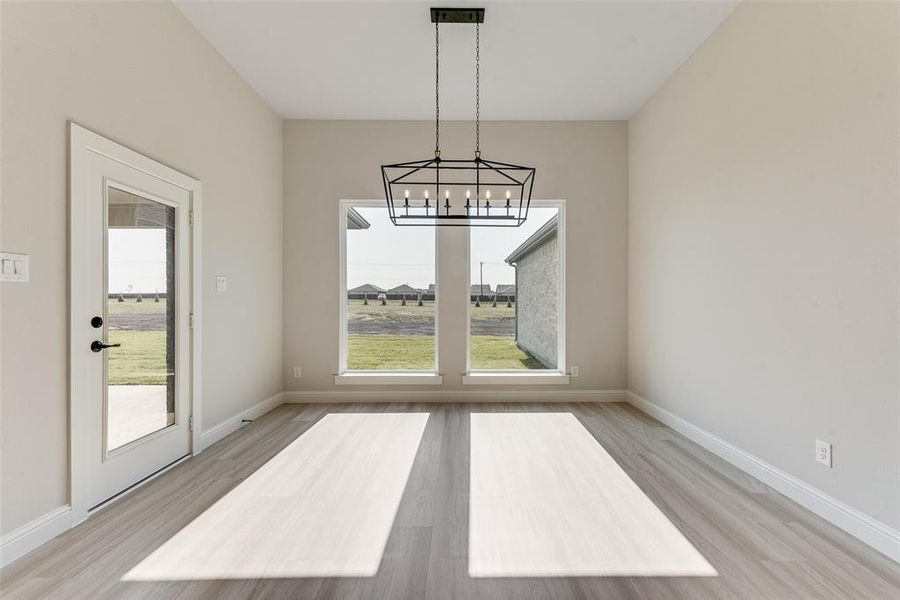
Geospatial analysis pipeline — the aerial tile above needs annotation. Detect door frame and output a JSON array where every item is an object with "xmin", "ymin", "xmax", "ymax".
[{"xmin": 69, "ymin": 123, "xmax": 203, "ymax": 524}]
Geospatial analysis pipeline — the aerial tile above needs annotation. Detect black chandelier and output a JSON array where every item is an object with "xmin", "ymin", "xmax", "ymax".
[{"xmin": 381, "ymin": 7, "xmax": 535, "ymax": 227}]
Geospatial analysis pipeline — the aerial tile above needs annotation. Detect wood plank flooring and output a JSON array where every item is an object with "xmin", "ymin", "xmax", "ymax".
[{"xmin": 2, "ymin": 402, "xmax": 899, "ymax": 599}]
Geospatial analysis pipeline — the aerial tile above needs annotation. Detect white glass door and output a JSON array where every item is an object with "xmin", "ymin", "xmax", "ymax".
[{"xmin": 71, "ymin": 125, "xmax": 195, "ymax": 516}]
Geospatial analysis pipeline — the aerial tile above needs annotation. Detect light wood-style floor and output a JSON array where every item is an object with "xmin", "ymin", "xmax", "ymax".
[{"xmin": 2, "ymin": 402, "xmax": 899, "ymax": 599}]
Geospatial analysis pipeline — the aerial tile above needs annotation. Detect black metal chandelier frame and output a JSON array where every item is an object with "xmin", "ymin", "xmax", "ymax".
[{"xmin": 381, "ymin": 7, "xmax": 535, "ymax": 227}]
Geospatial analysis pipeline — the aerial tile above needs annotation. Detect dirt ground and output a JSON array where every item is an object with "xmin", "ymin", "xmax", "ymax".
[
  {"xmin": 107, "ymin": 299, "xmax": 166, "ymax": 331},
  {"xmin": 347, "ymin": 300, "xmax": 515, "ymax": 336}
]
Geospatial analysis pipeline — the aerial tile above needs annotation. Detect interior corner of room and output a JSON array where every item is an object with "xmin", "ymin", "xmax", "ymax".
[{"xmin": 1, "ymin": 0, "xmax": 899, "ymax": 597}]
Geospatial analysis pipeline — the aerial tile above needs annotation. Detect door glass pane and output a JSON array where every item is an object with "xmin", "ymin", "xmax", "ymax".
[{"xmin": 106, "ymin": 186, "xmax": 176, "ymax": 451}]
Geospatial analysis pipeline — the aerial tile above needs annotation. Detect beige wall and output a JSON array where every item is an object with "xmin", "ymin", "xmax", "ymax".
[
  {"xmin": 629, "ymin": 0, "xmax": 900, "ymax": 529},
  {"xmin": 284, "ymin": 120, "xmax": 628, "ymax": 393},
  {"xmin": 1, "ymin": 1, "xmax": 283, "ymax": 534}
]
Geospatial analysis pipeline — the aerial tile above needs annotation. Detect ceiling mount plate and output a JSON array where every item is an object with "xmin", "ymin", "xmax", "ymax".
[{"xmin": 430, "ymin": 7, "xmax": 485, "ymax": 24}]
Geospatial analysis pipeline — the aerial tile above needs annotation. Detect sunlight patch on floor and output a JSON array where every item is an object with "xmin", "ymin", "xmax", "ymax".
[
  {"xmin": 123, "ymin": 412, "xmax": 429, "ymax": 580},
  {"xmin": 469, "ymin": 412, "xmax": 718, "ymax": 577}
]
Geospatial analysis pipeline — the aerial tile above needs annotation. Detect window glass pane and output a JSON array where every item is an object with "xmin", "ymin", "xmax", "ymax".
[
  {"xmin": 470, "ymin": 207, "xmax": 560, "ymax": 370},
  {"xmin": 346, "ymin": 207, "xmax": 436, "ymax": 370}
]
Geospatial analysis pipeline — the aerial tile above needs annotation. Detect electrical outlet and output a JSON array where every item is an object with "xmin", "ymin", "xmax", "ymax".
[
  {"xmin": 571, "ymin": 366, "xmax": 579, "ymax": 378},
  {"xmin": 816, "ymin": 439, "xmax": 832, "ymax": 467},
  {"xmin": 293, "ymin": 366, "xmax": 302, "ymax": 378},
  {"xmin": 215, "ymin": 276, "xmax": 227, "ymax": 292}
]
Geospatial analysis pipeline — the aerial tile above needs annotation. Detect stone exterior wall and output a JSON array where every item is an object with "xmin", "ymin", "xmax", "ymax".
[{"xmin": 515, "ymin": 235, "xmax": 558, "ymax": 368}]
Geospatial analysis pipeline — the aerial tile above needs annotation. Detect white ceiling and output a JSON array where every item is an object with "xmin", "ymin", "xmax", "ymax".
[{"xmin": 174, "ymin": 1, "xmax": 738, "ymax": 120}]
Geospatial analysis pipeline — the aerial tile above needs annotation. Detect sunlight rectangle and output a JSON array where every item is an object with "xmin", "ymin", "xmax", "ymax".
[
  {"xmin": 469, "ymin": 412, "xmax": 717, "ymax": 577},
  {"xmin": 124, "ymin": 412, "xmax": 428, "ymax": 580}
]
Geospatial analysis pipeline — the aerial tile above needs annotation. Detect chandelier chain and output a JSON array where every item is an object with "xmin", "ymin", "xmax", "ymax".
[
  {"xmin": 435, "ymin": 21, "xmax": 440, "ymax": 158},
  {"xmin": 475, "ymin": 21, "xmax": 480, "ymax": 157}
]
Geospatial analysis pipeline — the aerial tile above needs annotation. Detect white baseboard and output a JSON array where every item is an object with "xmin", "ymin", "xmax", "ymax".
[
  {"xmin": 283, "ymin": 389, "xmax": 627, "ymax": 404},
  {"xmin": 199, "ymin": 391, "xmax": 285, "ymax": 451},
  {"xmin": 0, "ymin": 505, "xmax": 72, "ymax": 568},
  {"xmin": 627, "ymin": 391, "xmax": 900, "ymax": 564}
]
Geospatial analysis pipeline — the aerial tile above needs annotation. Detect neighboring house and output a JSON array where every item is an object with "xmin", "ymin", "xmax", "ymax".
[
  {"xmin": 346, "ymin": 208, "xmax": 371, "ymax": 230},
  {"xmin": 470, "ymin": 283, "xmax": 493, "ymax": 300},
  {"xmin": 387, "ymin": 283, "xmax": 421, "ymax": 298},
  {"xmin": 505, "ymin": 215, "xmax": 559, "ymax": 368},
  {"xmin": 495, "ymin": 284, "xmax": 516, "ymax": 299},
  {"xmin": 348, "ymin": 283, "xmax": 385, "ymax": 299}
]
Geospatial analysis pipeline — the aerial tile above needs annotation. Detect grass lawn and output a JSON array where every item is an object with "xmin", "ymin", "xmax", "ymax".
[
  {"xmin": 347, "ymin": 334, "xmax": 544, "ymax": 370},
  {"xmin": 107, "ymin": 330, "xmax": 167, "ymax": 385},
  {"xmin": 469, "ymin": 336, "xmax": 545, "ymax": 370},
  {"xmin": 106, "ymin": 300, "xmax": 542, "ymax": 377},
  {"xmin": 347, "ymin": 299, "xmax": 434, "ymax": 318},
  {"xmin": 347, "ymin": 335, "xmax": 435, "ymax": 370}
]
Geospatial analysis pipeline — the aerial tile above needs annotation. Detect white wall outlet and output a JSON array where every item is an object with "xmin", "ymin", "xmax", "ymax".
[
  {"xmin": 293, "ymin": 366, "xmax": 302, "ymax": 378},
  {"xmin": 571, "ymin": 366, "xmax": 579, "ymax": 378},
  {"xmin": 215, "ymin": 276, "xmax": 227, "ymax": 292},
  {"xmin": 816, "ymin": 439, "xmax": 832, "ymax": 467},
  {"xmin": 0, "ymin": 252, "xmax": 28, "ymax": 282}
]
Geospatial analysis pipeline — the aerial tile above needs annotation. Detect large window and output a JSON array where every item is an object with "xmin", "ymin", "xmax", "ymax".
[
  {"xmin": 342, "ymin": 204, "xmax": 436, "ymax": 372},
  {"xmin": 469, "ymin": 205, "xmax": 563, "ymax": 371}
]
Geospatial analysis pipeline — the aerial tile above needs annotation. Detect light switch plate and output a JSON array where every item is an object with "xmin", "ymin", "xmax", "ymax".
[
  {"xmin": 0, "ymin": 252, "xmax": 28, "ymax": 282},
  {"xmin": 215, "ymin": 276, "xmax": 227, "ymax": 292}
]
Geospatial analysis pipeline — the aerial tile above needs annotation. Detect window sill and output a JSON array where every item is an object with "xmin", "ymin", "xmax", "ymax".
[
  {"xmin": 462, "ymin": 372, "xmax": 571, "ymax": 385},
  {"xmin": 334, "ymin": 372, "xmax": 443, "ymax": 386}
]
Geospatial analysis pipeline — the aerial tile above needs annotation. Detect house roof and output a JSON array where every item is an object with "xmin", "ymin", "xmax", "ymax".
[
  {"xmin": 495, "ymin": 284, "xmax": 516, "ymax": 294},
  {"xmin": 505, "ymin": 215, "xmax": 559, "ymax": 264},
  {"xmin": 348, "ymin": 283, "xmax": 385, "ymax": 294},
  {"xmin": 470, "ymin": 284, "xmax": 493, "ymax": 294},
  {"xmin": 347, "ymin": 208, "xmax": 371, "ymax": 230},
  {"xmin": 387, "ymin": 283, "xmax": 420, "ymax": 295}
]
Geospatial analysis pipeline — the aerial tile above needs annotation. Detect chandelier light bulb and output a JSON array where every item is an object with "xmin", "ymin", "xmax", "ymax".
[{"xmin": 380, "ymin": 8, "xmax": 535, "ymax": 227}]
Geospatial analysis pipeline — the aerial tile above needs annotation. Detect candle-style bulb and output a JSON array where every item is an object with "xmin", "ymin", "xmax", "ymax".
[
  {"xmin": 485, "ymin": 190, "xmax": 491, "ymax": 201},
  {"xmin": 466, "ymin": 189, "xmax": 471, "ymax": 199},
  {"xmin": 505, "ymin": 189, "xmax": 511, "ymax": 208},
  {"xmin": 445, "ymin": 189, "xmax": 450, "ymax": 199},
  {"xmin": 404, "ymin": 189, "xmax": 410, "ymax": 207}
]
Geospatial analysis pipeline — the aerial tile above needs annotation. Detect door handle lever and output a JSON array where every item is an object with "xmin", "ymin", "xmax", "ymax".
[{"xmin": 91, "ymin": 340, "xmax": 122, "ymax": 353}]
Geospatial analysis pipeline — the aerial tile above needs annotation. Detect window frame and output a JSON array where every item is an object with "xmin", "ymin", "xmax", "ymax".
[
  {"xmin": 337, "ymin": 199, "xmax": 440, "ymax": 380},
  {"xmin": 464, "ymin": 199, "xmax": 567, "ymax": 379}
]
